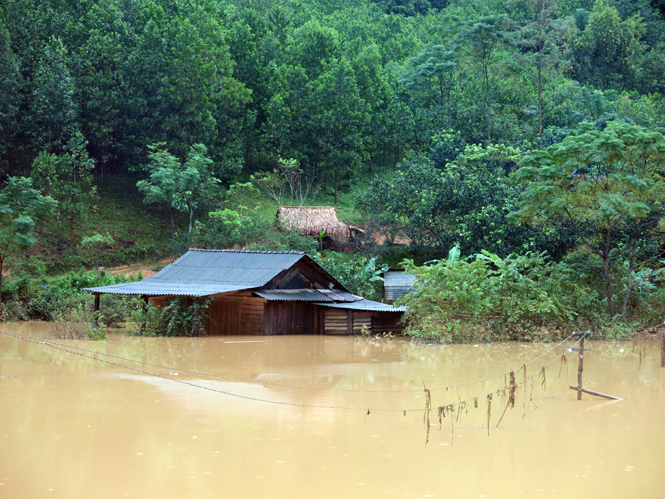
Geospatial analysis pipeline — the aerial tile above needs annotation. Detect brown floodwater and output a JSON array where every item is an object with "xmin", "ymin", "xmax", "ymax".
[{"xmin": 1, "ymin": 322, "xmax": 664, "ymax": 499}]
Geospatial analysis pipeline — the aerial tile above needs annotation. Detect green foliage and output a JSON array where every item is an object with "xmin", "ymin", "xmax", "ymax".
[
  {"xmin": 81, "ymin": 233, "xmax": 114, "ymax": 248},
  {"xmin": 29, "ymin": 36, "xmax": 78, "ymax": 149},
  {"xmin": 455, "ymin": 15, "xmax": 510, "ymax": 144},
  {"xmin": 371, "ymin": 0, "xmax": 445, "ymax": 16},
  {"xmin": 30, "ymin": 131, "xmax": 97, "ymax": 244},
  {"xmin": 137, "ymin": 143, "xmax": 223, "ymax": 234},
  {"xmin": 194, "ymin": 207, "xmax": 271, "ymax": 249},
  {"xmin": 572, "ymin": 0, "xmax": 646, "ymax": 90},
  {"xmin": 80, "ymin": 232, "xmax": 115, "ymax": 268},
  {"xmin": 401, "ymin": 45, "xmax": 458, "ymax": 130},
  {"xmin": 51, "ymin": 305, "xmax": 107, "ymax": 341},
  {"xmin": 1, "ymin": 264, "xmax": 140, "ymax": 325},
  {"xmin": 133, "ymin": 298, "xmax": 211, "ymax": 337},
  {"xmin": 0, "ymin": 19, "xmax": 21, "ymax": 160},
  {"xmin": 513, "ymin": 121, "xmax": 665, "ymax": 319},
  {"xmin": 0, "ymin": 0, "xmax": 664, "ymax": 176},
  {"xmin": 357, "ymin": 146, "xmax": 574, "ymax": 257},
  {"xmin": 399, "ymin": 246, "xmax": 597, "ymax": 343},
  {"xmin": 0, "ymin": 176, "xmax": 56, "ymax": 311},
  {"xmin": 310, "ymin": 251, "xmax": 387, "ymax": 300}
]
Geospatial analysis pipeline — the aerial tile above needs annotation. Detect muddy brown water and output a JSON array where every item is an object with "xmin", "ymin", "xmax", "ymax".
[{"xmin": 1, "ymin": 322, "xmax": 664, "ymax": 499}]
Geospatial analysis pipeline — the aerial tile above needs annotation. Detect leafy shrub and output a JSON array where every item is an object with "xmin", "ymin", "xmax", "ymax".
[
  {"xmin": 132, "ymin": 298, "xmax": 211, "ymax": 336},
  {"xmin": 310, "ymin": 251, "xmax": 388, "ymax": 300},
  {"xmin": 399, "ymin": 246, "xmax": 599, "ymax": 343},
  {"xmin": 51, "ymin": 305, "xmax": 107, "ymax": 341}
]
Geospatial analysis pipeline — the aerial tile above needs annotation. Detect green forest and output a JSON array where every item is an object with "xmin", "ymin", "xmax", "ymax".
[{"xmin": 1, "ymin": 0, "xmax": 665, "ymax": 341}]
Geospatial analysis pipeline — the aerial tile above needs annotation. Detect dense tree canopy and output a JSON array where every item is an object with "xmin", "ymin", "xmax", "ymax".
[
  {"xmin": 3, "ymin": 0, "xmax": 665, "ymax": 329},
  {"xmin": 513, "ymin": 121, "xmax": 665, "ymax": 319},
  {"xmin": 1, "ymin": 0, "xmax": 665, "ymax": 178}
]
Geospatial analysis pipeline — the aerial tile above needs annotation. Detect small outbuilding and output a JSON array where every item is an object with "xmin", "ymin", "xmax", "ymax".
[
  {"xmin": 85, "ymin": 249, "xmax": 403, "ymax": 336},
  {"xmin": 383, "ymin": 270, "xmax": 415, "ymax": 303},
  {"xmin": 276, "ymin": 206, "xmax": 364, "ymax": 252}
]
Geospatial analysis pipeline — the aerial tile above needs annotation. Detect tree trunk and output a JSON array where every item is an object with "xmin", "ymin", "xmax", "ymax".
[
  {"xmin": 537, "ymin": 45, "xmax": 543, "ymax": 145},
  {"xmin": 603, "ymin": 231, "xmax": 614, "ymax": 316},
  {"xmin": 603, "ymin": 259, "xmax": 614, "ymax": 316},
  {"xmin": 484, "ymin": 63, "xmax": 492, "ymax": 145},
  {"xmin": 189, "ymin": 207, "xmax": 194, "ymax": 234},
  {"xmin": 100, "ymin": 145, "xmax": 106, "ymax": 192},
  {"xmin": 537, "ymin": 0, "xmax": 544, "ymax": 145},
  {"xmin": 334, "ymin": 172, "xmax": 338, "ymax": 205},
  {"xmin": 620, "ymin": 268, "xmax": 633, "ymax": 323},
  {"xmin": 620, "ymin": 236, "xmax": 639, "ymax": 322},
  {"xmin": 0, "ymin": 257, "xmax": 4, "ymax": 314}
]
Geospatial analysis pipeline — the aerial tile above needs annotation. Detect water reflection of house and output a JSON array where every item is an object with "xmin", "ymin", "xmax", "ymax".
[
  {"xmin": 276, "ymin": 206, "xmax": 365, "ymax": 252},
  {"xmin": 85, "ymin": 249, "xmax": 404, "ymax": 336}
]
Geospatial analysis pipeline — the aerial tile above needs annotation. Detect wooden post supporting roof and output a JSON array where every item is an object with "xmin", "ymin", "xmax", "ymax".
[
  {"xmin": 93, "ymin": 293, "xmax": 100, "ymax": 312},
  {"xmin": 139, "ymin": 295, "xmax": 148, "ymax": 336}
]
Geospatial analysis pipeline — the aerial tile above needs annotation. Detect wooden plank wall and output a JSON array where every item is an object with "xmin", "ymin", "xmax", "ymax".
[
  {"xmin": 323, "ymin": 309, "xmax": 348, "ymax": 334},
  {"xmin": 264, "ymin": 302, "xmax": 319, "ymax": 335},
  {"xmin": 372, "ymin": 312, "xmax": 405, "ymax": 335},
  {"xmin": 240, "ymin": 297, "xmax": 266, "ymax": 335},
  {"xmin": 323, "ymin": 309, "xmax": 405, "ymax": 335},
  {"xmin": 353, "ymin": 312, "xmax": 373, "ymax": 335},
  {"xmin": 206, "ymin": 292, "xmax": 266, "ymax": 336},
  {"xmin": 207, "ymin": 300, "xmax": 241, "ymax": 335},
  {"xmin": 323, "ymin": 309, "xmax": 374, "ymax": 335}
]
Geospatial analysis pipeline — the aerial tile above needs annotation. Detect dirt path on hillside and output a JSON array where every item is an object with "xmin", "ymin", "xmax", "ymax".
[{"xmin": 103, "ymin": 257, "xmax": 175, "ymax": 278}]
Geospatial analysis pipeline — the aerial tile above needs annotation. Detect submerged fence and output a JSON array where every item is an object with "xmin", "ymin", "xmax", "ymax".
[{"xmin": 1, "ymin": 327, "xmax": 663, "ymax": 443}]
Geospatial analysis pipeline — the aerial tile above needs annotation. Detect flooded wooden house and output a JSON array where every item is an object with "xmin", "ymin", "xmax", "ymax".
[
  {"xmin": 276, "ymin": 206, "xmax": 365, "ymax": 252},
  {"xmin": 85, "ymin": 249, "xmax": 404, "ymax": 336}
]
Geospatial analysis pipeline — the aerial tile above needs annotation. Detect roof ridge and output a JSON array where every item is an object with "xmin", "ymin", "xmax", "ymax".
[{"xmin": 188, "ymin": 248, "xmax": 305, "ymax": 255}]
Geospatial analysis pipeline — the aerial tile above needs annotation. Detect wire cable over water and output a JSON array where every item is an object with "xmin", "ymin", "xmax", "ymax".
[
  {"xmin": 0, "ymin": 329, "xmax": 578, "ymax": 394},
  {"xmin": 0, "ymin": 329, "xmax": 582, "ymax": 415}
]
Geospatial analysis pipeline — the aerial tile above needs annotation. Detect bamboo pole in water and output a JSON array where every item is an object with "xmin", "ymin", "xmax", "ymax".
[
  {"xmin": 570, "ymin": 331, "xmax": 622, "ymax": 400},
  {"xmin": 568, "ymin": 386, "xmax": 622, "ymax": 400},
  {"xmin": 576, "ymin": 333, "xmax": 585, "ymax": 400}
]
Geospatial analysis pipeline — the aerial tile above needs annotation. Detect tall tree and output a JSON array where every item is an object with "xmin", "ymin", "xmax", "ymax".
[
  {"xmin": 455, "ymin": 16, "xmax": 508, "ymax": 145},
  {"xmin": 401, "ymin": 45, "xmax": 459, "ymax": 130},
  {"xmin": 0, "ymin": 20, "xmax": 21, "ymax": 171},
  {"xmin": 30, "ymin": 131, "xmax": 97, "ymax": 245},
  {"xmin": 137, "ymin": 143, "xmax": 222, "ymax": 234},
  {"xmin": 74, "ymin": 1, "xmax": 128, "ymax": 187},
  {"xmin": 311, "ymin": 58, "xmax": 369, "ymax": 204},
  {"xmin": 512, "ymin": 122, "xmax": 665, "ymax": 319},
  {"xmin": 572, "ymin": 0, "xmax": 646, "ymax": 90},
  {"xmin": 30, "ymin": 36, "xmax": 77, "ymax": 151},
  {"xmin": 0, "ymin": 177, "xmax": 56, "ymax": 312},
  {"xmin": 519, "ymin": 0, "xmax": 558, "ymax": 144}
]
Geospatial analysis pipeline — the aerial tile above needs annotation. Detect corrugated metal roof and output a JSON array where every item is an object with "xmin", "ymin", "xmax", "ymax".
[
  {"xmin": 314, "ymin": 300, "xmax": 406, "ymax": 312},
  {"xmin": 254, "ymin": 289, "xmax": 334, "ymax": 302},
  {"xmin": 148, "ymin": 249, "xmax": 305, "ymax": 286},
  {"xmin": 316, "ymin": 289, "xmax": 360, "ymax": 302},
  {"xmin": 383, "ymin": 271, "xmax": 415, "ymax": 303},
  {"xmin": 84, "ymin": 249, "xmax": 350, "ymax": 297},
  {"xmin": 84, "ymin": 282, "xmax": 250, "ymax": 297}
]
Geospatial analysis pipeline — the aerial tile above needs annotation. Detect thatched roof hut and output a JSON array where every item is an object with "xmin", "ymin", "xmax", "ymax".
[{"xmin": 276, "ymin": 206, "xmax": 364, "ymax": 241}]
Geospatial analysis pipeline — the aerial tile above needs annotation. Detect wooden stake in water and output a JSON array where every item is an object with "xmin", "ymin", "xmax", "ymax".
[{"xmin": 577, "ymin": 332, "xmax": 585, "ymax": 400}]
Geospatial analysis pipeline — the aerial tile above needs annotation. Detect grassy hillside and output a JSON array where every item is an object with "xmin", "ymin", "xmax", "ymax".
[
  {"xmin": 23, "ymin": 170, "xmax": 380, "ymax": 276},
  {"xmin": 29, "ymin": 175, "xmax": 172, "ymax": 274}
]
